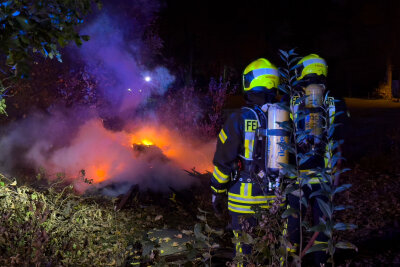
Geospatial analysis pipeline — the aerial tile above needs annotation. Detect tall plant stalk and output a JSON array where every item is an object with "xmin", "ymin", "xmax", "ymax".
[{"xmin": 278, "ymin": 49, "xmax": 358, "ymax": 266}]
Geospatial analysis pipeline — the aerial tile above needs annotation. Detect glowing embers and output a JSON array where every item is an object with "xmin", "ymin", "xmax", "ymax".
[
  {"xmin": 139, "ymin": 139, "xmax": 153, "ymax": 146},
  {"xmin": 128, "ymin": 126, "xmax": 174, "ymax": 158},
  {"xmin": 131, "ymin": 133, "xmax": 169, "ymax": 163}
]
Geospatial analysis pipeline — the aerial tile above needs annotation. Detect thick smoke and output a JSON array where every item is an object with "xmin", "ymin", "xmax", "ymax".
[
  {"xmin": 75, "ymin": 1, "xmax": 174, "ymax": 116},
  {"xmin": 0, "ymin": 0, "xmax": 215, "ymax": 195}
]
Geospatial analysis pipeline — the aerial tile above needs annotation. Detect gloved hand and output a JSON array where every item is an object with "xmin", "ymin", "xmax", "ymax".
[{"xmin": 212, "ymin": 193, "xmax": 225, "ymax": 216}]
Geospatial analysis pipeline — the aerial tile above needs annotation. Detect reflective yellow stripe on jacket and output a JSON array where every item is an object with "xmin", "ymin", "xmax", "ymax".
[
  {"xmin": 228, "ymin": 182, "xmax": 285, "ymax": 214},
  {"xmin": 212, "ymin": 165, "xmax": 229, "ymax": 184},
  {"xmin": 218, "ymin": 129, "xmax": 227, "ymax": 144}
]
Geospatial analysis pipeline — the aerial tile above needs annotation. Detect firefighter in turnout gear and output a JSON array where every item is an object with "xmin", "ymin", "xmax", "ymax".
[
  {"xmin": 211, "ymin": 58, "xmax": 289, "ymax": 265},
  {"xmin": 286, "ymin": 54, "xmax": 347, "ymax": 266}
]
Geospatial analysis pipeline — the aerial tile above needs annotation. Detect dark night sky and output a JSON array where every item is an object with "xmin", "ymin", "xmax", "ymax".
[{"xmin": 158, "ymin": 0, "xmax": 400, "ymax": 97}]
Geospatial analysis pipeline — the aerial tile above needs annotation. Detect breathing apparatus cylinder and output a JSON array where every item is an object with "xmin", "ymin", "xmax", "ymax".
[
  {"xmin": 266, "ymin": 104, "xmax": 289, "ymax": 189},
  {"xmin": 304, "ymin": 84, "xmax": 325, "ymax": 144}
]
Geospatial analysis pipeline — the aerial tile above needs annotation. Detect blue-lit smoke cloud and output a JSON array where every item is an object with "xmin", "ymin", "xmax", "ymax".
[{"xmin": 75, "ymin": 1, "xmax": 174, "ymax": 115}]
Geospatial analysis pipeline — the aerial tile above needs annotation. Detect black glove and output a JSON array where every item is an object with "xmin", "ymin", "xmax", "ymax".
[{"xmin": 212, "ymin": 193, "xmax": 225, "ymax": 216}]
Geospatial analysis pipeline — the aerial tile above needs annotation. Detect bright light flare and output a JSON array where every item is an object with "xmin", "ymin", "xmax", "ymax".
[
  {"xmin": 140, "ymin": 139, "xmax": 153, "ymax": 146},
  {"xmin": 144, "ymin": 76, "xmax": 151, "ymax": 82}
]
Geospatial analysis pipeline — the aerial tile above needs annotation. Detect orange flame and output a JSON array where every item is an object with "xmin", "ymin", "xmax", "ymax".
[
  {"xmin": 66, "ymin": 121, "xmax": 214, "ymax": 186},
  {"xmin": 128, "ymin": 125, "xmax": 213, "ymax": 172},
  {"xmin": 86, "ymin": 164, "xmax": 110, "ymax": 183},
  {"xmin": 140, "ymin": 139, "xmax": 153, "ymax": 146}
]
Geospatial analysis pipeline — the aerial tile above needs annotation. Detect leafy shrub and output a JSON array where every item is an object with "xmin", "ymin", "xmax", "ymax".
[{"xmin": 0, "ymin": 174, "xmax": 138, "ymax": 266}]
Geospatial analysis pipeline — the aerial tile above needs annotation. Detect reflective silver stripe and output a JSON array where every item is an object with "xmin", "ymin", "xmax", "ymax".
[
  {"xmin": 228, "ymin": 204, "xmax": 253, "ymax": 213},
  {"xmin": 240, "ymin": 107, "xmax": 261, "ymax": 160},
  {"xmin": 219, "ymin": 129, "xmax": 227, "ymax": 143},
  {"xmin": 252, "ymin": 68, "xmax": 279, "ymax": 78},
  {"xmin": 239, "ymin": 155, "xmax": 252, "ymax": 160},
  {"xmin": 228, "ymin": 195, "xmax": 270, "ymax": 203},
  {"xmin": 244, "ymin": 132, "xmax": 255, "ymax": 159},
  {"xmin": 244, "ymin": 183, "xmax": 249, "ymax": 196},
  {"xmin": 303, "ymin": 58, "xmax": 326, "ymax": 67},
  {"xmin": 328, "ymin": 99, "xmax": 335, "ymax": 125},
  {"xmin": 213, "ymin": 167, "xmax": 229, "ymax": 183}
]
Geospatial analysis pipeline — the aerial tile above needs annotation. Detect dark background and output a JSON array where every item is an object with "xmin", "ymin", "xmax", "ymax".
[{"xmin": 158, "ymin": 0, "xmax": 400, "ymax": 97}]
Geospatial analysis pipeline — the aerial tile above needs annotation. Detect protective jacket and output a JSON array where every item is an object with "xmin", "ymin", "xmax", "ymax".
[{"xmin": 211, "ymin": 104, "xmax": 284, "ymax": 214}]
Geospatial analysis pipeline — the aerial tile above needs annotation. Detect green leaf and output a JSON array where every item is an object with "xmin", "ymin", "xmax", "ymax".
[
  {"xmin": 279, "ymin": 70, "xmax": 288, "ymax": 79},
  {"xmin": 335, "ymin": 241, "xmax": 358, "ymax": 251},
  {"xmin": 204, "ymin": 224, "xmax": 223, "ymax": 236},
  {"xmin": 279, "ymin": 49, "xmax": 289, "ymax": 59},
  {"xmin": 333, "ymin": 223, "xmax": 357, "ymax": 231},
  {"xmin": 281, "ymin": 207, "xmax": 299, "ymax": 218},
  {"xmin": 317, "ymin": 198, "xmax": 332, "ymax": 220},
  {"xmin": 309, "ymin": 189, "xmax": 324, "ymax": 199},
  {"xmin": 276, "ymin": 120, "xmax": 293, "ymax": 131},
  {"xmin": 289, "ymin": 57, "xmax": 301, "ymax": 66},
  {"xmin": 279, "ymin": 163, "xmax": 297, "ymax": 176},
  {"xmin": 336, "ymin": 168, "xmax": 351, "ymax": 175},
  {"xmin": 81, "ymin": 35, "xmax": 90, "ymax": 41},
  {"xmin": 328, "ymin": 123, "xmax": 343, "ymax": 138},
  {"xmin": 334, "ymin": 205, "xmax": 354, "ymax": 211},
  {"xmin": 194, "ymin": 223, "xmax": 207, "ymax": 241},
  {"xmin": 333, "ymin": 184, "xmax": 352, "ymax": 195},
  {"xmin": 331, "ymin": 152, "xmax": 345, "ymax": 168},
  {"xmin": 241, "ymin": 232, "xmax": 254, "ymax": 245},
  {"xmin": 288, "ymin": 48, "xmax": 297, "ymax": 56},
  {"xmin": 305, "ymin": 243, "xmax": 328, "ymax": 254},
  {"xmin": 290, "ymin": 64, "xmax": 303, "ymax": 71},
  {"xmin": 300, "ymin": 196, "xmax": 308, "ymax": 208},
  {"xmin": 301, "ymin": 220, "xmax": 310, "ymax": 229},
  {"xmin": 330, "ymin": 111, "xmax": 344, "ymax": 118},
  {"xmin": 74, "ymin": 37, "xmax": 83, "ymax": 46},
  {"xmin": 278, "ymin": 141, "xmax": 295, "ymax": 154},
  {"xmin": 308, "ymin": 222, "xmax": 326, "ymax": 233},
  {"xmin": 196, "ymin": 214, "xmax": 206, "ymax": 222},
  {"xmin": 294, "ymin": 113, "xmax": 309, "ymax": 124},
  {"xmin": 283, "ymin": 183, "xmax": 296, "ymax": 195},
  {"xmin": 295, "ymin": 95, "xmax": 308, "ymax": 105},
  {"xmin": 299, "ymin": 154, "xmax": 311, "ymax": 166},
  {"xmin": 278, "ymin": 84, "xmax": 289, "ymax": 95},
  {"xmin": 276, "ymin": 102, "xmax": 290, "ymax": 113},
  {"xmin": 331, "ymin": 139, "xmax": 344, "ymax": 151}
]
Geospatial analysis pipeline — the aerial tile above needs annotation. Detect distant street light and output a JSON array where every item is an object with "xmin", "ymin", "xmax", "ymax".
[{"xmin": 144, "ymin": 76, "xmax": 151, "ymax": 82}]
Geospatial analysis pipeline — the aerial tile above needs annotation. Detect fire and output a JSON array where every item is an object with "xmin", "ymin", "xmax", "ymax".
[
  {"xmin": 127, "ymin": 124, "xmax": 214, "ymax": 172},
  {"xmin": 95, "ymin": 168, "xmax": 107, "ymax": 181},
  {"xmin": 45, "ymin": 120, "xmax": 214, "ymax": 187},
  {"xmin": 86, "ymin": 164, "xmax": 111, "ymax": 183},
  {"xmin": 128, "ymin": 126, "xmax": 174, "ymax": 157},
  {"xmin": 140, "ymin": 139, "xmax": 153, "ymax": 146}
]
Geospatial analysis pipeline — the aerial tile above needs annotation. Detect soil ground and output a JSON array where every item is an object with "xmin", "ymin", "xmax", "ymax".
[{"xmin": 334, "ymin": 98, "xmax": 400, "ymax": 266}]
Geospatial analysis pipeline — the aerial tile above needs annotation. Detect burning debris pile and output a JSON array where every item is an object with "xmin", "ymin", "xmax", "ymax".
[{"xmin": 0, "ymin": 115, "xmax": 215, "ymax": 196}]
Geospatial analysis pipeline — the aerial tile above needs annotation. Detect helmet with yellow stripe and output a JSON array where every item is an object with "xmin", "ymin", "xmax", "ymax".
[
  {"xmin": 243, "ymin": 58, "xmax": 279, "ymax": 92},
  {"xmin": 295, "ymin": 54, "xmax": 328, "ymax": 81}
]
